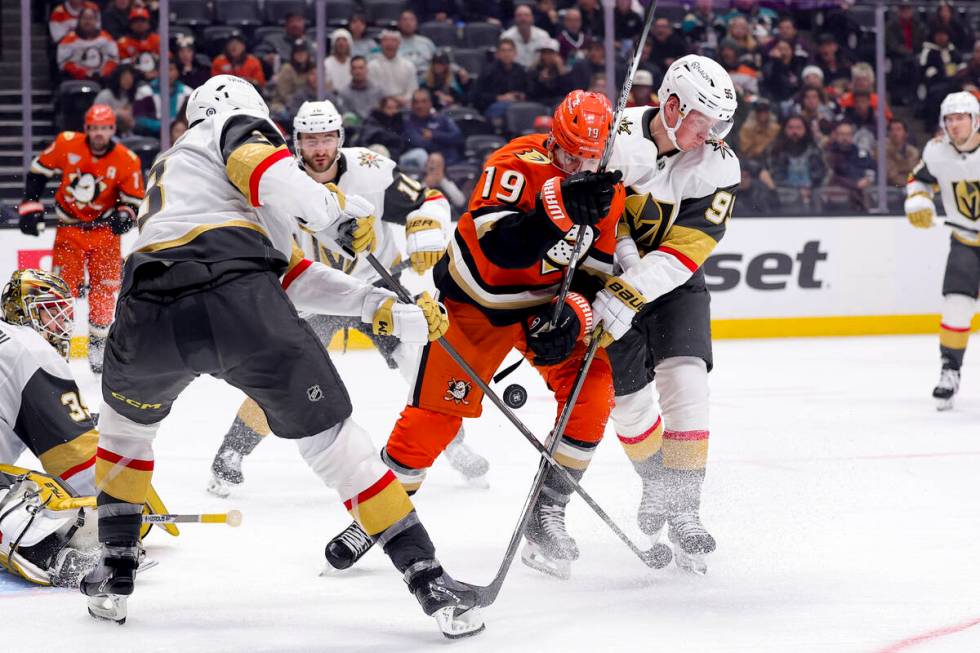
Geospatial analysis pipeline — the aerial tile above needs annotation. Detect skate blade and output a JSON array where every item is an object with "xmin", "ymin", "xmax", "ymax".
[
  {"xmin": 520, "ymin": 542, "xmax": 571, "ymax": 580},
  {"xmin": 673, "ymin": 549, "xmax": 708, "ymax": 575},
  {"xmin": 87, "ymin": 595, "xmax": 127, "ymax": 624},
  {"xmin": 137, "ymin": 558, "xmax": 158, "ymax": 574},
  {"xmin": 463, "ymin": 474, "xmax": 490, "ymax": 489},
  {"xmin": 935, "ymin": 397, "xmax": 954, "ymax": 411},
  {"xmin": 433, "ymin": 606, "xmax": 485, "ymax": 639},
  {"xmin": 206, "ymin": 475, "xmax": 233, "ymax": 498}
]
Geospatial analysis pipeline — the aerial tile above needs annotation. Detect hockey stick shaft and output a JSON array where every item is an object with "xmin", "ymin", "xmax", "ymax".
[
  {"xmin": 142, "ymin": 510, "xmax": 242, "ymax": 527},
  {"xmin": 944, "ymin": 220, "xmax": 980, "ymax": 235},
  {"xmin": 365, "ymin": 255, "xmax": 663, "ymax": 599}
]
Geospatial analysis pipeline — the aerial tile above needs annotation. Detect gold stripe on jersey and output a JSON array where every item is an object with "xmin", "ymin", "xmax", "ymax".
[
  {"xmin": 37, "ymin": 429, "xmax": 98, "ymax": 478},
  {"xmin": 136, "ymin": 219, "xmax": 270, "ymax": 254},
  {"xmin": 940, "ymin": 324, "xmax": 971, "ymax": 349},
  {"xmin": 657, "ymin": 225, "xmax": 718, "ymax": 268},
  {"xmin": 953, "ymin": 231, "xmax": 980, "ymax": 247},
  {"xmin": 226, "ymin": 143, "xmax": 289, "ymax": 205}
]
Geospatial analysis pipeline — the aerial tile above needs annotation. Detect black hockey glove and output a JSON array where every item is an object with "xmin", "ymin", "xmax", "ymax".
[
  {"xmin": 18, "ymin": 201, "xmax": 45, "ymax": 236},
  {"xmin": 523, "ymin": 293, "xmax": 591, "ymax": 366},
  {"xmin": 541, "ymin": 170, "xmax": 623, "ymax": 227},
  {"xmin": 107, "ymin": 206, "xmax": 136, "ymax": 235}
]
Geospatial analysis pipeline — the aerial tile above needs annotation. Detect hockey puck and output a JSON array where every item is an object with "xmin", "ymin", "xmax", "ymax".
[
  {"xmin": 503, "ymin": 384, "xmax": 528, "ymax": 409},
  {"xmin": 642, "ymin": 543, "xmax": 673, "ymax": 569}
]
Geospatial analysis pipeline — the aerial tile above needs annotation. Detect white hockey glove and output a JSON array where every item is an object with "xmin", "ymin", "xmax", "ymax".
[
  {"xmin": 615, "ymin": 222, "xmax": 642, "ymax": 273},
  {"xmin": 317, "ymin": 185, "xmax": 377, "ymax": 258},
  {"xmin": 363, "ymin": 289, "xmax": 449, "ymax": 345},
  {"xmin": 905, "ymin": 193, "xmax": 936, "ymax": 229},
  {"xmin": 592, "ymin": 275, "xmax": 647, "ymax": 347},
  {"xmin": 405, "ymin": 217, "xmax": 447, "ymax": 274}
]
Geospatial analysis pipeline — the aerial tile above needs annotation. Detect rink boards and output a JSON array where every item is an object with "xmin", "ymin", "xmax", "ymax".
[{"xmin": 0, "ymin": 216, "xmax": 970, "ymax": 356}]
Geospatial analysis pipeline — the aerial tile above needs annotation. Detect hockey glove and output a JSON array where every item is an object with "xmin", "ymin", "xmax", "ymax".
[
  {"xmin": 593, "ymin": 276, "xmax": 646, "ymax": 347},
  {"xmin": 17, "ymin": 201, "xmax": 45, "ymax": 236},
  {"xmin": 539, "ymin": 170, "xmax": 623, "ymax": 230},
  {"xmin": 405, "ymin": 217, "xmax": 447, "ymax": 274},
  {"xmin": 369, "ymin": 290, "xmax": 448, "ymax": 345},
  {"xmin": 524, "ymin": 292, "xmax": 593, "ymax": 366},
  {"xmin": 107, "ymin": 206, "xmax": 136, "ymax": 235},
  {"xmin": 905, "ymin": 193, "xmax": 936, "ymax": 229}
]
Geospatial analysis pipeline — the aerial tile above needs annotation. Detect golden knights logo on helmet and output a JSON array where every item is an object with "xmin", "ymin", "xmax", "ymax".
[
  {"xmin": 953, "ymin": 180, "xmax": 980, "ymax": 221},
  {"xmin": 1, "ymin": 269, "xmax": 75, "ymax": 359}
]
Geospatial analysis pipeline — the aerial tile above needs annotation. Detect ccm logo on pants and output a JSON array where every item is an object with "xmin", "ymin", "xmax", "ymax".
[{"xmin": 110, "ymin": 391, "xmax": 162, "ymax": 410}]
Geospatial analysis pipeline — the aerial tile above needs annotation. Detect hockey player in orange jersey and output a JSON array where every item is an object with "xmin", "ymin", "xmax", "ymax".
[
  {"xmin": 18, "ymin": 104, "xmax": 144, "ymax": 374},
  {"xmin": 324, "ymin": 90, "xmax": 627, "ymax": 580}
]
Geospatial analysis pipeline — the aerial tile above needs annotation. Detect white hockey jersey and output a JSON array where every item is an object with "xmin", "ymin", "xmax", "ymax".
[
  {"xmin": 608, "ymin": 106, "xmax": 741, "ymax": 301},
  {"xmin": 0, "ymin": 321, "xmax": 97, "ymax": 497},
  {"xmin": 131, "ymin": 109, "xmax": 391, "ymax": 319},
  {"xmin": 298, "ymin": 147, "xmax": 451, "ymax": 284},
  {"xmin": 908, "ymin": 136, "xmax": 980, "ymax": 245}
]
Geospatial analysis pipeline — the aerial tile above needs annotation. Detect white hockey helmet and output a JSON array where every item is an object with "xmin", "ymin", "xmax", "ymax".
[
  {"xmin": 293, "ymin": 100, "xmax": 345, "ymax": 150},
  {"xmin": 657, "ymin": 54, "xmax": 738, "ymax": 150},
  {"xmin": 940, "ymin": 91, "xmax": 980, "ymax": 141},
  {"xmin": 185, "ymin": 75, "xmax": 269, "ymax": 126}
]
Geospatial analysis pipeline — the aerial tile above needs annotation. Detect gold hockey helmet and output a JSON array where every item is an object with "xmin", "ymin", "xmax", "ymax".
[{"xmin": 1, "ymin": 269, "xmax": 74, "ymax": 359}]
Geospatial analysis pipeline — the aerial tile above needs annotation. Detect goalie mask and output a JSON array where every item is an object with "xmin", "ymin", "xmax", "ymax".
[{"xmin": 1, "ymin": 269, "xmax": 74, "ymax": 360}]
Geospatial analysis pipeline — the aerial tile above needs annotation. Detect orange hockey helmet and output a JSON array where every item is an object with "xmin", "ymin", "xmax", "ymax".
[
  {"xmin": 550, "ymin": 90, "xmax": 613, "ymax": 163},
  {"xmin": 85, "ymin": 104, "xmax": 116, "ymax": 127}
]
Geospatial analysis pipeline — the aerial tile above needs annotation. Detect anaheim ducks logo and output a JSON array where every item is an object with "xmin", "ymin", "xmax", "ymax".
[
  {"xmin": 953, "ymin": 180, "xmax": 980, "ymax": 221},
  {"xmin": 624, "ymin": 193, "xmax": 675, "ymax": 251},
  {"xmin": 65, "ymin": 172, "xmax": 106, "ymax": 208},
  {"xmin": 444, "ymin": 378, "xmax": 472, "ymax": 405},
  {"xmin": 542, "ymin": 225, "xmax": 595, "ymax": 275},
  {"xmin": 516, "ymin": 149, "xmax": 552, "ymax": 165}
]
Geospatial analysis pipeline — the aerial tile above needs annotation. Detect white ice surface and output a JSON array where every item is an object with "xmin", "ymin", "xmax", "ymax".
[{"xmin": 5, "ymin": 335, "xmax": 980, "ymax": 652}]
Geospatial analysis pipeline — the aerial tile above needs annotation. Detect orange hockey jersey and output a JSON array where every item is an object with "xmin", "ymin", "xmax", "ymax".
[
  {"xmin": 57, "ymin": 29, "xmax": 119, "ymax": 80},
  {"xmin": 28, "ymin": 132, "xmax": 144, "ymax": 225},
  {"xmin": 48, "ymin": 1, "xmax": 100, "ymax": 43},
  {"xmin": 434, "ymin": 133, "xmax": 624, "ymax": 325},
  {"xmin": 117, "ymin": 32, "xmax": 161, "ymax": 71}
]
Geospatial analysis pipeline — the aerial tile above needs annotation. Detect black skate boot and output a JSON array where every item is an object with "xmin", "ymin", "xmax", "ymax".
[
  {"xmin": 80, "ymin": 545, "xmax": 139, "ymax": 624},
  {"xmin": 324, "ymin": 521, "xmax": 376, "ymax": 571},
  {"xmin": 444, "ymin": 431, "xmax": 490, "ymax": 488},
  {"xmin": 666, "ymin": 511, "xmax": 716, "ymax": 575},
  {"xmin": 404, "ymin": 560, "xmax": 485, "ymax": 639},
  {"xmin": 521, "ymin": 495, "xmax": 579, "ymax": 580},
  {"xmin": 933, "ymin": 364, "xmax": 960, "ymax": 411},
  {"xmin": 207, "ymin": 417, "xmax": 264, "ymax": 497}
]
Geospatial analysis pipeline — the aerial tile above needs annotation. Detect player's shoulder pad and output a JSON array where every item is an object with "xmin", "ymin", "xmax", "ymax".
[
  {"xmin": 920, "ymin": 136, "xmax": 949, "ymax": 166},
  {"xmin": 485, "ymin": 134, "xmax": 550, "ymax": 175},
  {"xmin": 0, "ymin": 322, "xmax": 71, "ymax": 383},
  {"xmin": 608, "ymin": 107, "xmax": 660, "ymax": 185},
  {"xmin": 681, "ymin": 139, "xmax": 741, "ymax": 197},
  {"xmin": 335, "ymin": 147, "xmax": 398, "ymax": 196},
  {"xmin": 214, "ymin": 110, "xmax": 287, "ymax": 161}
]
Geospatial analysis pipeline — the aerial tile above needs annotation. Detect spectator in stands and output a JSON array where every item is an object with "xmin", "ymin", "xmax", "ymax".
[
  {"xmin": 844, "ymin": 90, "xmax": 877, "ymax": 152},
  {"xmin": 269, "ymin": 41, "xmax": 316, "ymax": 121},
  {"xmin": 735, "ymin": 160, "xmax": 778, "ymax": 216},
  {"xmin": 49, "ymin": 0, "xmax": 100, "ymax": 44},
  {"xmin": 259, "ymin": 11, "xmax": 314, "ymax": 74},
  {"xmin": 886, "ymin": 1, "xmax": 925, "ymax": 96},
  {"xmin": 117, "ymin": 7, "xmax": 160, "ymax": 81},
  {"xmin": 134, "ymin": 61, "xmax": 192, "ymax": 137},
  {"xmin": 577, "ymin": 0, "xmax": 604, "ymax": 39},
  {"xmin": 404, "ymin": 89, "xmax": 463, "ymax": 164},
  {"xmin": 170, "ymin": 118, "xmax": 188, "ymax": 142},
  {"xmin": 759, "ymin": 114, "xmax": 827, "ymax": 209},
  {"xmin": 770, "ymin": 15, "xmax": 811, "ymax": 58},
  {"xmin": 794, "ymin": 86, "xmax": 838, "ymax": 143},
  {"xmin": 533, "ymin": 114, "xmax": 553, "ymax": 134},
  {"xmin": 326, "ymin": 29, "xmax": 353, "ymax": 92},
  {"xmin": 614, "ymin": 0, "xmax": 644, "ymax": 44},
  {"xmin": 838, "ymin": 63, "xmax": 892, "ymax": 121},
  {"xmin": 349, "ymin": 13, "xmax": 378, "ymax": 59},
  {"xmin": 683, "ymin": 0, "xmax": 723, "ymax": 55},
  {"xmin": 720, "ymin": 0, "xmax": 777, "ymax": 35},
  {"xmin": 724, "ymin": 15, "xmax": 761, "ymax": 69},
  {"xmin": 801, "ymin": 65, "xmax": 825, "ymax": 92},
  {"xmin": 175, "ymin": 35, "xmax": 210, "ymax": 89},
  {"xmin": 471, "ymin": 38, "xmax": 529, "ymax": 123},
  {"xmin": 930, "ymin": 1, "xmax": 973, "ymax": 53},
  {"xmin": 588, "ymin": 72, "xmax": 607, "ymax": 95},
  {"xmin": 534, "ymin": 0, "xmax": 561, "ymax": 37},
  {"xmin": 412, "ymin": 1, "xmax": 457, "ymax": 23},
  {"xmin": 361, "ymin": 96, "xmax": 407, "ymax": 159},
  {"xmin": 557, "ymin": 8, "xmax": 588, "ymax": 61},
  {"xmin": 368, "ymin": 30, "xmax": 419, "ymax": 107},
  {"xmin": 885, "ymin": 119, "xmax": 919, "ymax": 188},
  {"xmin": 719, "ymin": 38, "xmax": 759, "ymax": 97},
  {"xmin": 284, "ymin": 69, "xmax": 347, "ymax": 124},
  {"xmin": 954, "ymin": 41, "xmax": 980, "ymax": 96},
  {"xmin": 502, "ymin": 4, "xmax": 553, "ymax": 69},
  {"xmin": 94, "ymin": 63, "xmax": 138, "ymax": 137},
  {"xmin": 813, "ymin": 1, "xmax": 861, "ymax": 55},
  {"xmin": 398, "ymin": 10, "xmax": 437, "ymax": 75},
  {"xmin": 762, "ymin": 39, "xmax": 804, "ymax": 103},
  {"xmin": 627, "ymin": 69, "xmax": 657, "ymax": 108},
  {"xmin": 101, "ymin": 0, "xmax": 132, "ymax": 40},
  {"xmin": 918, "ymin": 26, "xmax": 965, "ymax": 126},
  {"xmin": 57, "ymin": 7, "xmax": 118, "ymax": 82},
  {"xmin": 340, "ymin": 55, "xmax": 385, "ymax": 120},
  {"xmin": 570, "ymin": 40, "xmax": 625, "ymax": 91},
  {"xmin": 421, "ymin": 50, "xmax": 471, "ymax": 110},
  {"xmin": 423, "ymin": 152, "xmax": 467, "ymax": 217},
  {"xmin": 528, "ymin": 38, "xmax": 572, "ymax": 106},
  {"xmin": 648, "ymin": 18, "xmax": 689, "ymax": 72},
  {"xmin": 815, "ymin": 33, "xmax": 852, "ymax": 91},
  {"xmin": 212, "ymin": 34, "xmax": 267, "ymax": 89},
  {"xmin": 823, "ymin": 120, "xmax": 875, "ymax": 211},
  {"xmin": 738, "ymin": 99, "xmax": 781, "ymax": 164}
]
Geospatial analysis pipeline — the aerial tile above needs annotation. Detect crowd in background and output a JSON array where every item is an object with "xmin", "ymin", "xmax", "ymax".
[{"xmin": 41, "ymin": 0, "xmax": 980, "ymax": 216}]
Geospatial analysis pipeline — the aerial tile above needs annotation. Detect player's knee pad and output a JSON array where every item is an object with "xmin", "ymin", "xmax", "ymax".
[
  {"xmin": 654, "ymin": 357, "xmax": 709, "ymax": 432},
  {"xmin": 941, "ymin": 294, "xmax": 976, "ymax": 330},
  {"xmin": 563, "ymin": 357, "xmax": 614, "ymax": 444},
  {"xmin": 94, "ymin": 404, "xmax": 158, "ymax": 503}
]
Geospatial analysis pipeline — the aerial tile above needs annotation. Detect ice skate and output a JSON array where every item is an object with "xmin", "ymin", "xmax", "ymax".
[
  {"xmin": 50, "ymin": 547, "xmax": 101, "ymax": 588},
  {"xmin": 656, "ymin": 511, "xmax": 715, "ymax": 575},
  {"xmin": 405, "ymin": 560, "xmax": 485, "ymax": 639},
  {"xmin": 80, "ymin": 545, "xmax": 139, "ymax": 624},
  {"xmin": 207, "ymin": 444, "xmax": 243, "ymax": 498},
  {"xmin": 933, "ymin": 366, "xmax": 960, "ymax": 411},
  {"xmin": 444, "ymin": 435, "xmax": 490, "ymax": 488},
  {"xmin": 88, "ymin": 333, "xmax": 105, "ymax": 375},
  {"xmin": 521, "ymin": 498, "xmax": 579, "ymax": 580},
  {"xmin": 324, "ymin": 521, "xmax": 376, "ymax": 570},
  {"xmin": 636, "ymin": 474, "xmax": 668, "ymax": 536}
]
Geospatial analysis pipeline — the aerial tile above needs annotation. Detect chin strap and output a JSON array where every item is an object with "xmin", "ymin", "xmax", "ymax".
[{"xmin": 658, "ymin": 108, "xmax": 686, "ymax": 152}]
